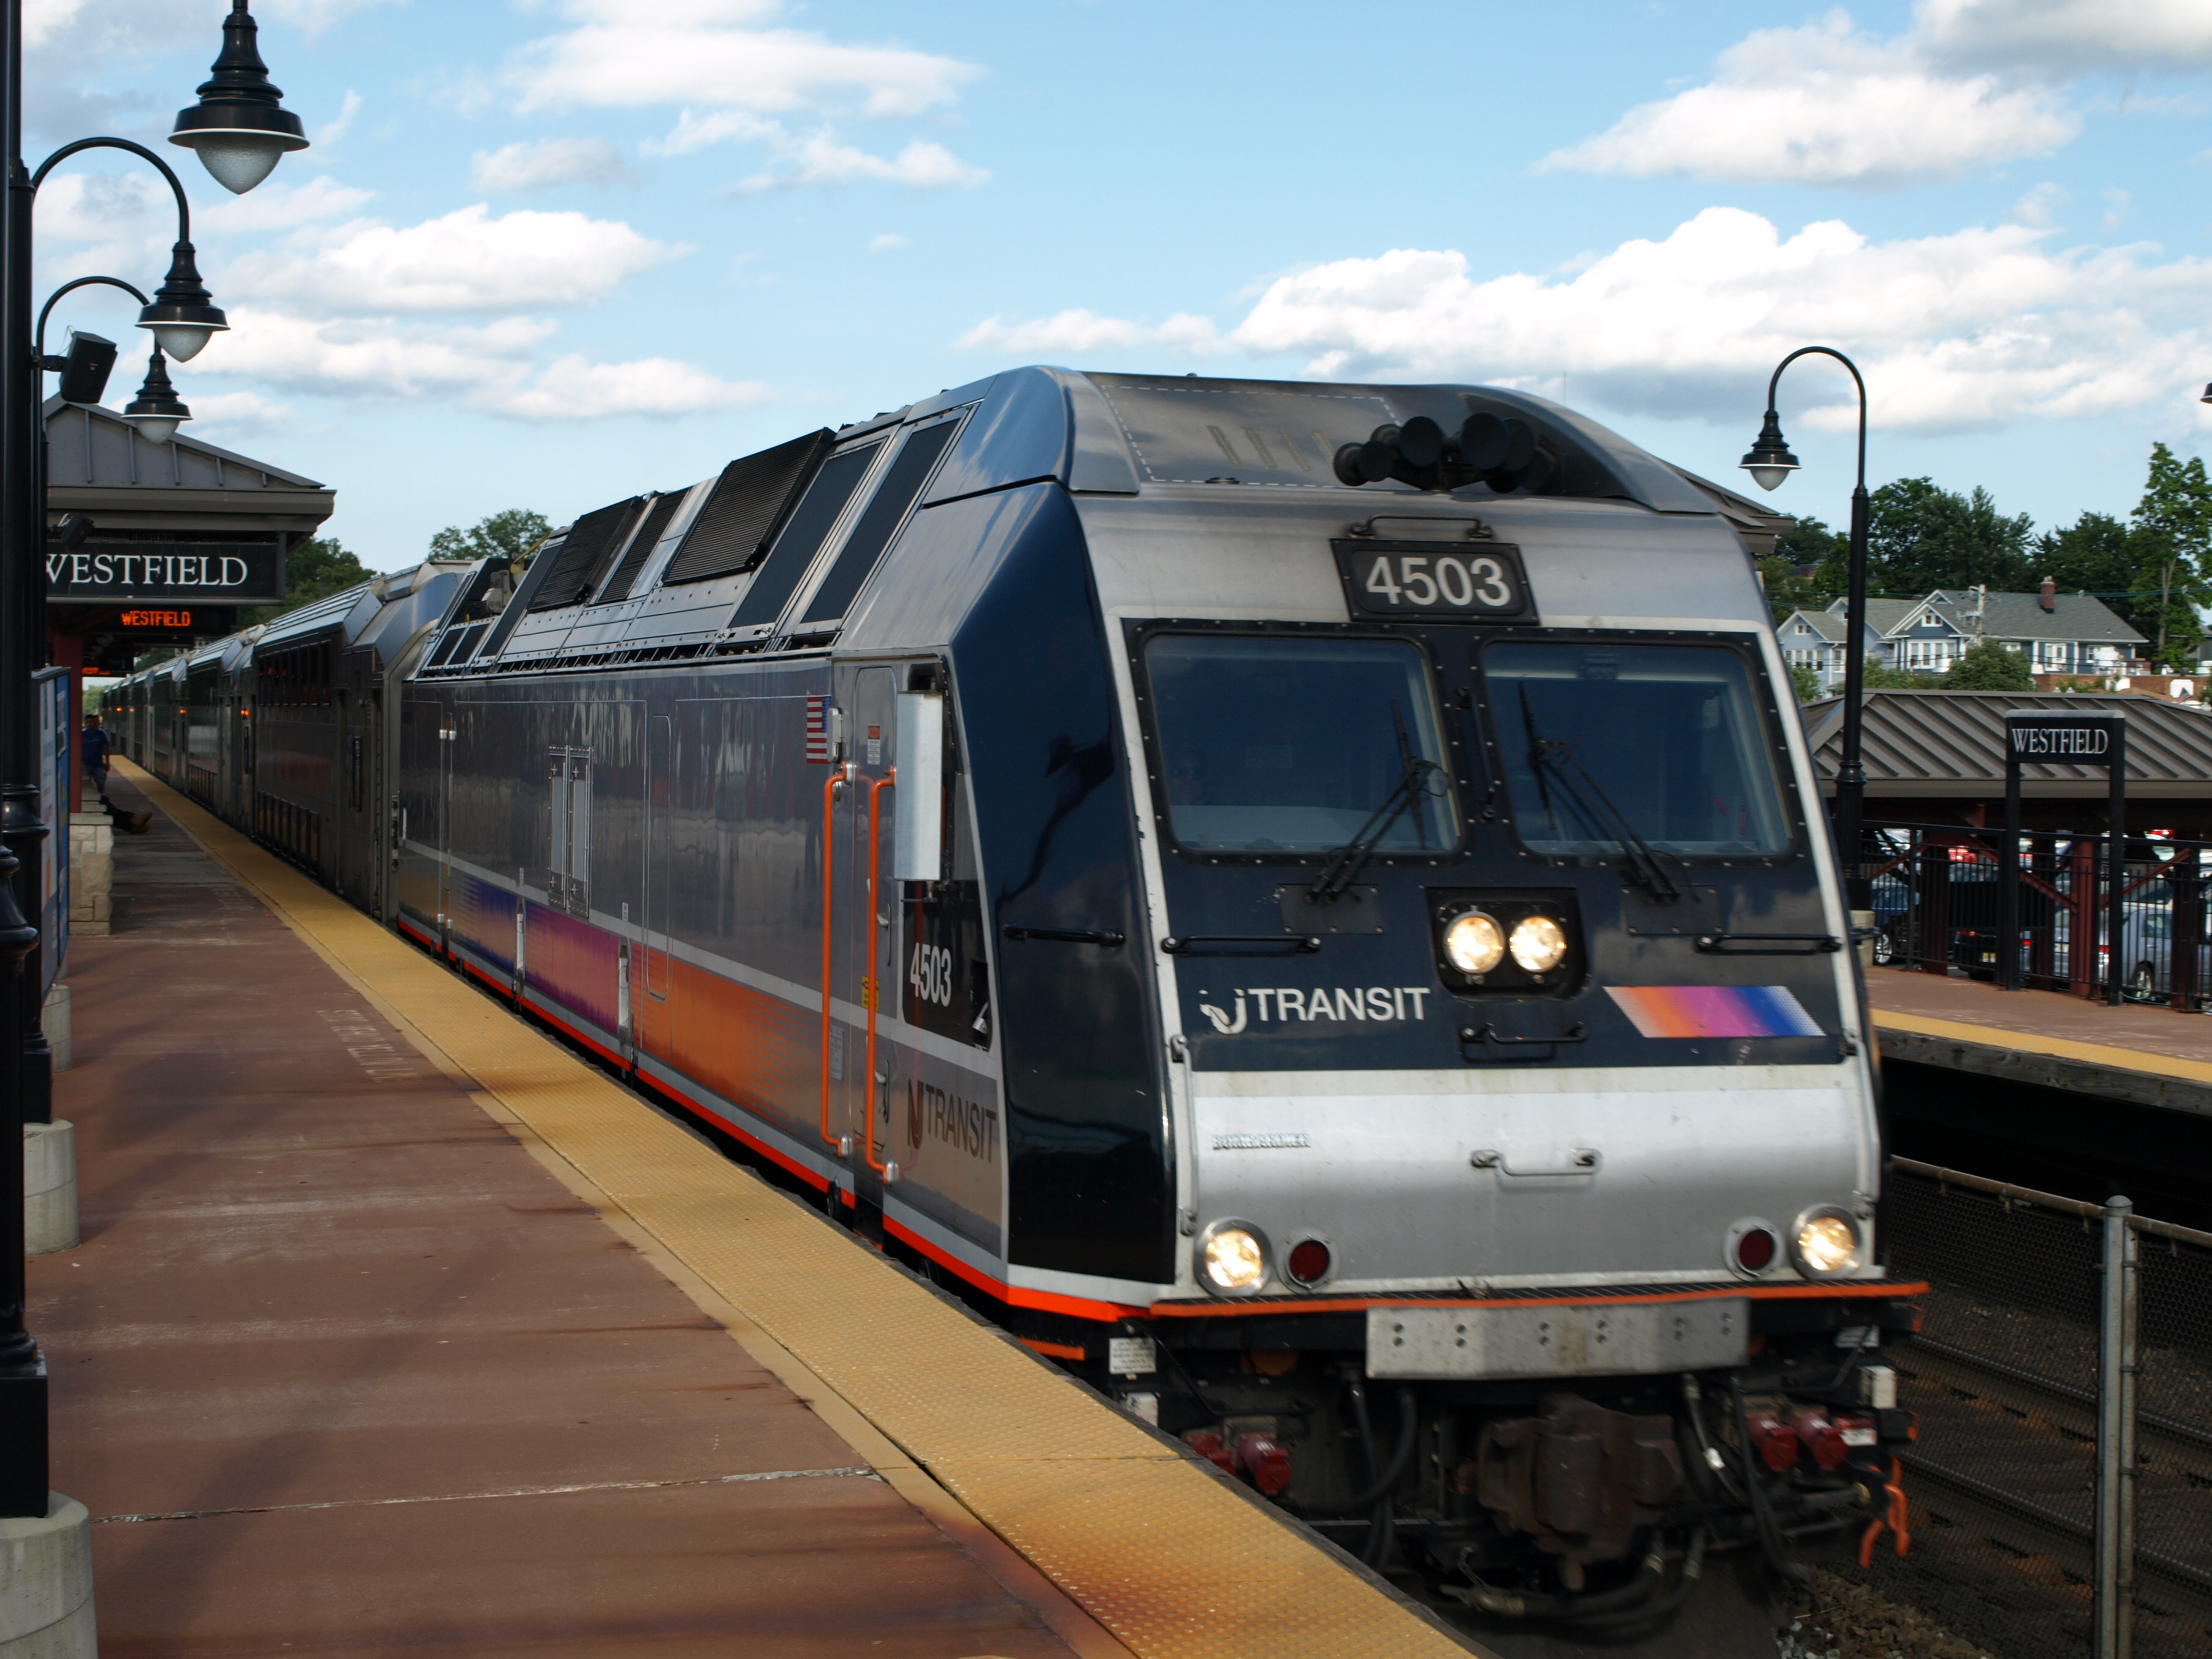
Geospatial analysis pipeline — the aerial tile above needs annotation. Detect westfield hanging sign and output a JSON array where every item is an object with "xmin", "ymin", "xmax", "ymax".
[{"xmin": 45, "ymin": 540, "xmax": 284, "ymax": 605}]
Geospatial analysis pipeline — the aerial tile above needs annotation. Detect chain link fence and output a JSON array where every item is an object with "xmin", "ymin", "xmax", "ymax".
[{"xmin": 1836, "ymin": 1159, "xmax": 2212, "ymax": 1659}]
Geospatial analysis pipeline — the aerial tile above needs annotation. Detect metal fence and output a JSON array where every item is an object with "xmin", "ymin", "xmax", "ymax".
[
  {"xmin": 1865, "ymin": 825, "xmax": 2212, "ymax": 1007},
  {"xmin": 1842, "ymin": 1159, "xmax": 2212, "ymax": 1659}
]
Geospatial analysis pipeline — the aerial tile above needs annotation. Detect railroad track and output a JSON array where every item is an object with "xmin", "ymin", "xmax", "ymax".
[{"xmin": 1897, "ymin": 1336, "xmax": 2212, "ymax": 1633}]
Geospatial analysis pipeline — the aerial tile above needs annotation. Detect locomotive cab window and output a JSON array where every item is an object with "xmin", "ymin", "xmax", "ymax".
[
  {"xmin": 1483, "ymin": 640, "xmax": 1792, "ymax": 859},
  {"xmin": 1142, "ymin": 634, "xmax": 1457, "ymax": 855}
]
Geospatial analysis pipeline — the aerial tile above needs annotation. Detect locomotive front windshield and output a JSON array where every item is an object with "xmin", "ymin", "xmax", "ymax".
[
  {"xmin": 1144, "ymin": 635, "xmax": 1456, "ymax": 854},
  {"xmin": 1485, "ymin": 641, "xmax": 1792, "ymax": 858}
]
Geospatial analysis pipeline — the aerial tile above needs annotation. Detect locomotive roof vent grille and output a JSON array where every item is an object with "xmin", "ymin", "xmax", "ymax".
[
  {"xmin": 794, "ymin": 417, "xmax": 962, "ymax": 628},
  {"xmin": 727, "ymin": 440, "xmax": 883, "ymax": 631},
  {"xmin": 662, "ymin": 428, "xmax": 835, "ymax": 587},
  {"xmin": 526, "ymin": 495, "xmax": 645, "ymax": 612},
  {"xmin": 594, "ymin": 491, "xmax": 685, "ymax": 605}
]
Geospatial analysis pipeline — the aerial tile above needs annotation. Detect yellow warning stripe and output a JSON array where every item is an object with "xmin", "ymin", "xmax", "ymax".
[
  {"xmin": 1872, "ymin": 1007, "xmax": 2212, "ymax": 1088},
  {"xmin": 120, "ymin": 762, "xmax": 1480, "ymax": 1659}
]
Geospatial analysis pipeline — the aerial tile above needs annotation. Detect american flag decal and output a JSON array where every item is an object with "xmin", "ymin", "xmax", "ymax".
[{"xmin": 805, "ymin": 695, "xmax": 833, "ymax": 764}]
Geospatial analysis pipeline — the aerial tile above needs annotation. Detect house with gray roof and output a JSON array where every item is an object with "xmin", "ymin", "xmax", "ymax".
[{"xmin": 1776, "ymin": 579, "xmax": 2148, "ymax": 690}]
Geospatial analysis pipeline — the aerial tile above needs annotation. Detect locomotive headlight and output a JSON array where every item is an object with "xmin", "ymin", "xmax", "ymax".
[
  {"xmin": 1508, "ymin": 913, "xmax": 1570, "ymax": 974},
  {"xmin": 1197, "ymin": 1221, "xmax": 1270, "ymax": 1296},
  {"xmin": 1791, "ymin": 1206, "xmax": 1862, "ymax": 1278},
  {"xmin": 1444, "ymin": 910, "xmax": 1506, "ymax": 975}
]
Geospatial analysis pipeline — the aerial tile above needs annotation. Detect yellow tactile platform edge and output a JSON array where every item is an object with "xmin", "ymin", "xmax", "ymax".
[
  {"xmin": 1872, "ymin": 1007, "xmax": 2212, "ymax": 1088},
  {"xmin": 121, "ymin": 764, "xmax": 1475, "ymax": 1659}
]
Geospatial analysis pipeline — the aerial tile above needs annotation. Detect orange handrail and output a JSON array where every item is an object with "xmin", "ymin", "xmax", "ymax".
[
  {"xmin": 818, "ymin": 762, "xmax": 854, "ymax": 1154},
  {"xmin": 864, "ymin": 768, "xmax": 897, "ymax": 1181}
]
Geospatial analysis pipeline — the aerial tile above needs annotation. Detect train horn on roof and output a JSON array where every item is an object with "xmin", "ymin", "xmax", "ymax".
[{"xmin": 1333, "ymin": 415, "xmax": 1553, "ymax": 495}]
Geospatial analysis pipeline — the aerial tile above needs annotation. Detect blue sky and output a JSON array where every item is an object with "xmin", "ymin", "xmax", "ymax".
[{"xmin": 27, "ymin": 0, "xmax": 2212, "ymax": 568}]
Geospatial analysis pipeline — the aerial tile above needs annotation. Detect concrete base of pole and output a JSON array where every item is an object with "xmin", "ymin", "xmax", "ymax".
[
  {"xmin": 1851, "ymin": 909, "xmax": 1877, "ymax": 970},
  {"xmin": 22, "ymin": 1122, "xmax": 75, "ymax": 1256},
  {"xmin": 39, "ymin": 985, "xmax": 65, "ymax": 1074},
  {"xmin": 0, "ymin": 1494, "xmax": 96, "ymax": 1659}
]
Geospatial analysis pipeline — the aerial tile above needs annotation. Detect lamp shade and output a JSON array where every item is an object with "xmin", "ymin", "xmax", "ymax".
[
  {"xmin": 135, "ymin": 242, "xmax": 227, "ymax": 362},
  {"xmin": 121, "ymin": 349, "xmax": 192, "ymax": 446},
  {"xmin": 168, "ymin": 2, "xmax": 308, "ymax": 195},
  {"xmin": 1739, "ymin": 409, "xmax": 1800, "ymax": 493}
]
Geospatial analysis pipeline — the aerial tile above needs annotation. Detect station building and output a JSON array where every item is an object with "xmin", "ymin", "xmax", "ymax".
[{"xmin": 42, "ymin": 392, "xmax": 333, "ymax": 809}]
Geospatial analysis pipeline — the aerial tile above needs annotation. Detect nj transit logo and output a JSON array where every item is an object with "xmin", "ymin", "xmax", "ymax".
[{"xmin": 1195, "ymin": 987, "xmax": 1433, "ymax": 1034}]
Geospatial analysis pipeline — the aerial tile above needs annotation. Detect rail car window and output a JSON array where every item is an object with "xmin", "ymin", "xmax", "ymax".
[
  {"xmin": 728, "ymin": 443, "xmax": 881, "ymax": 631},
  {"xmin": 1483, "ymin": 642, "xmax": 1791, "ymax": 858},
  {"xmin": 1142, "ymin": 635, "xmax": 1456, "ymax": 854}
]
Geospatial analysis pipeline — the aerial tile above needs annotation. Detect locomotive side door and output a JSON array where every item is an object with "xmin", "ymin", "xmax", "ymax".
[
  {"xmin": 638, "ymin": 713, "xmax": 674, "ymax": 1062},
  {"xmin": 834, "ymin": 666, "xmax": 900, "ymax": 1203},
  {"xmin": 437, "ymin": 703, "xmax": 456, "ymax": 954}
]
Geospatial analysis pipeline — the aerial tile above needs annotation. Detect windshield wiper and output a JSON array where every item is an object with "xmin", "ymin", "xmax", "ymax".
[
  {"xmin": 1309, "ymin": 701, "xmax": 1439, "ymax": 903},
  {"xmin": 1517, "ymin": 686, "xmax": 1681, "ymax": 902}
]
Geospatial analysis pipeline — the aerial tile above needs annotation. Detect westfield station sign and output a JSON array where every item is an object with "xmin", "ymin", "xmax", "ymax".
[{"xmin": 45, "ymin": 541, "xmax": 285, "ymax": 606}]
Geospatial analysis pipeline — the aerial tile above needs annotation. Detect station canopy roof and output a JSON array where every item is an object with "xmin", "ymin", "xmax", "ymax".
[
  {"xmin": 1799, "ymin": 690, "xmax": 2212, "ymax": 829},
  {"xmin": 43, "ymin": 394, "xmax": 333, "ymax": 537}
]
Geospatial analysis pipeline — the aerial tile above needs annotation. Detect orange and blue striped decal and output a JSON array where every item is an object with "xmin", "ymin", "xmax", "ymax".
[{"xmin": 1606, "ymin": 984, "xmax": 1823, "ymax": 1039}]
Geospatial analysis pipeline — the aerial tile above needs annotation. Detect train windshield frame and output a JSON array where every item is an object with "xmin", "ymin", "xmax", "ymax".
[
  {"xmin": 1138, "ymin": 630, "xmax": 1460, "ymax": 858},
  {"xmin": 1479, "ymin": 635, "xmax": 1800, "ymax": 863}
]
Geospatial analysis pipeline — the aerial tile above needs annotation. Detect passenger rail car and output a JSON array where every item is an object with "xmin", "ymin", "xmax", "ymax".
[
  {"xmin": 119, "ymin": 369, "xmax": 1924, "ymax": 1640},
  {"xmin": 113, "ymin": 561, "xmax": 479, "ymax": 912}
]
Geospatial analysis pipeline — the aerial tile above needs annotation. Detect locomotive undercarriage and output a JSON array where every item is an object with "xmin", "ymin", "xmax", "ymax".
[{"xmin": 1073, "ymin": 1309, "xmax": 1917, "ymax": 1633}]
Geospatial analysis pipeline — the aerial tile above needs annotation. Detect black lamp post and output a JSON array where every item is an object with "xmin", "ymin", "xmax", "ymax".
[
  {"xmin": 1, "ymin": 0, "xmax": 301, "ymax": 1523},
  {"xmin": 1742, "ymin": 346, "xmax": 1872, "ymax": 910}
]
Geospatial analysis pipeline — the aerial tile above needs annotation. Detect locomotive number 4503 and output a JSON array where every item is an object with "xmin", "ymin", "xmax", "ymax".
[{"xmin": 1331, "ymin": 539, "xmax": 1535, "ymax": 623}]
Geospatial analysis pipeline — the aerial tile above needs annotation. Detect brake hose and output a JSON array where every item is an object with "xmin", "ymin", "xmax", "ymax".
[
  {"xmin": 1321, "ymin": 1381, "xmax": 1418, "ymax": 1514},
  {"xmin": 1730, "ymin": 1378, "xmax": 1814, "ymax": 1585}
]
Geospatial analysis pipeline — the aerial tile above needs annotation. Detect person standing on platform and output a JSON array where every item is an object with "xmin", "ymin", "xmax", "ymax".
[{"xmin": 81, "ymin": 712, "xmax": 110, "ymax": 802}]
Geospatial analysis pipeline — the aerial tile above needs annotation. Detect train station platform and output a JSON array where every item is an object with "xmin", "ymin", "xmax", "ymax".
[
  {"xmin": 33, "ymin": 758, "xmax": 1478, "ymax": 1659},
  {"xmin": 1866, "ymin": 970, "xmax": 2212, "ymax": 1120}
]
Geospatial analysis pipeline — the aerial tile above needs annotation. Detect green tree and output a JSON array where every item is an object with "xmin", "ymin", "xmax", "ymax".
[
  {"xmin": 1860, "ymin": 663, "xmax": 1943, "ymax": 690},
  {"xmin": 2039, "ymin": 511, "xmax": 2135, "ymax": 602},
  {"xmin": 1866, "ymin": 478, "xmax": 2036, "ymax": 594},
  {"xmin": 1759, "ymin": 514, "xmax": 1848, "ymax": 620},
  {"xmin": 429, "ymin": 509, "xmax": 552, "ymax": 568},
  {"xmin": 243, "ymin": 535, "xmax": 375, "ymax": 626},
  {"xmin": 2128, "ymin": 443, "xmax": 2212, "ymax": 669},
  {"xmin": 1943, "ymin": 637, "xmax": 2036, "ymax": 692},
  {"xmin": 1788, "ymin": 663, "xmax": 1823, "ymax": 703}
]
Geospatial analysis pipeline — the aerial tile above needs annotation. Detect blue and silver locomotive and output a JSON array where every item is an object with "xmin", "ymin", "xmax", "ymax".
[{"xmin": 113, "ymin": 369, "xmax": 1921, "ymax": 1638}]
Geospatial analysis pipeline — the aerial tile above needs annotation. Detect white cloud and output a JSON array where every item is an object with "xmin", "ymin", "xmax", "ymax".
[
  {"xmin": 869, "ymin": 233, "xmax": 908, "ymax": 253},
  {"xmin": 25, "ymin": 0, "xmax": 202, "ymax": 55},
  {"xmin": 2006, "ymin": 182, "xmax": 2070, "ymax": 227},
  {"xmin": 188, "ymin": 305, "xmax": 764, "ymax": 423},
  {"xmin": 235, "ymin": 204, "xmax": 685, "ymax": 315},
  {"xmin": 259, "ymin": 0, "xmax": 405, "ymax": 35},
  {"xmin": 1543, "ymin": 13, "xmax": 2076, "ymax": 189},
  {"xmin": 32, "ymin": 171, "xmax": 167, "ymax": 246},
  {"xmin": 179, "ymin": 389, "xmax": 293, "ymax": 436},
  {"xmin": 1917, "ymin": 0, "xmax": 2212, "ymax": 72},
  {"xmin": 192, "ymin": 307, "xmax": 560, "ymax": 400},
  {"xmin": 317, "ymin": 91, "xmax": 364, "ymax": 148},
  {"xmin": 1216, "ymin": 207, "xmax": 2212, "ymax": 434},
  {"xmin": 508, "ymin": 3, "xmax": 981, "ymax": 122},
  {"xmin": 2102, "ymin": 187, "xmax": 2131, "ymax": 230},
  {"xmin": 643, "ymin": 110, "xmax": 783, "ymax": 158},
  {"xmin": 472, "ymin": 137, "xmax": 637, "ymax": 193},
  {"xmin": 198, "ymin": 174, "xmax": 376, "ymax": 234},
  {"xmin": 730, "ymin": 136, "xmax": 985, "ymax": 195},
  {"xmin": 484, "ymin": 354, "xmax": 772, "ymax": 420},
  {"xmin": 25, "ymin": 0, "xmax": 397, "ymax": 55},
  {"xmin": 957, "ymin": 308, "xmax": 1221, "ymax": 357}
]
